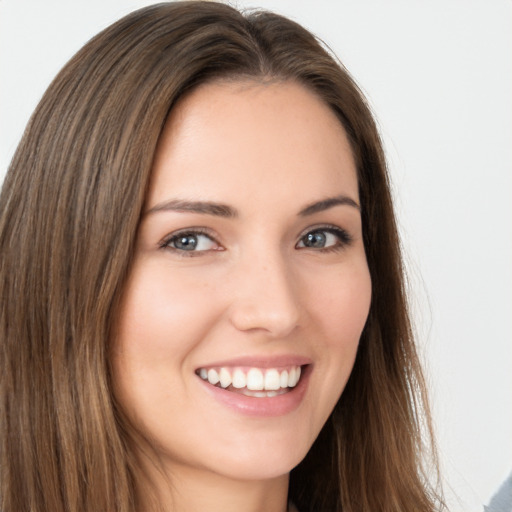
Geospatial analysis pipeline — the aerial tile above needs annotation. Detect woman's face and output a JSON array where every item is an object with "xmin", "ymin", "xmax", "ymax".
[{"xmin": 112, "ymin": 81, "xmax": 371, "ymax": 482}]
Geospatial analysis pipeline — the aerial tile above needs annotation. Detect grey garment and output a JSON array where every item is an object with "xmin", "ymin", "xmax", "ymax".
[{"xmin": 485, "ymin": 471, "xmax": 512, "ymax": 512}]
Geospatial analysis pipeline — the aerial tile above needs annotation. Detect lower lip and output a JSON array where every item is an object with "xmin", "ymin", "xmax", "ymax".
[{"xmin": 198, "ymin": 365, "xmax": 311, "ymax": 417}]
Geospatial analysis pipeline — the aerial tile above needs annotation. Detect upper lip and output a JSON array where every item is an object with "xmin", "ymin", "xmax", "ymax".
[{"xmin": 195, "ymin": 354, "xmax": 312, "ymax": 370}]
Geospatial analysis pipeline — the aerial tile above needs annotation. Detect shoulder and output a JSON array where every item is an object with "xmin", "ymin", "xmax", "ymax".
[{"xmin": 484, "ymin": 471, "xmax": 512, "ymax": 512}]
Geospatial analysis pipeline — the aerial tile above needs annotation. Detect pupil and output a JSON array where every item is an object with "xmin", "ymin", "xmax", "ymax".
[
  {"xmin": 175, "ymin": 235, "xmax": 197, "ymax": 250},
  {"xmin": 306, "ymin": 231, "xmax": 326, "ymax": 248}
]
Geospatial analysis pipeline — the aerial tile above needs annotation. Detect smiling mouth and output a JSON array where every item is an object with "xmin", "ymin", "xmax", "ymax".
[{"xmin": 196, "ymin": 365, "xmax": 303, "ymax": 397}]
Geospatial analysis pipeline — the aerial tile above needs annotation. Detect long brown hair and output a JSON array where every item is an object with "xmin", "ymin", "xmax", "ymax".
[{"xmin": 0, "ymin": 2, "xmax": 444, "ymax": 511}]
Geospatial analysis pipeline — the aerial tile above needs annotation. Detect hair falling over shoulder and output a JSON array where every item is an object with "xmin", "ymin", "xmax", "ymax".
[{"xmin": 0, "ymin": 2, "xmax": 445, "ymax": 511}]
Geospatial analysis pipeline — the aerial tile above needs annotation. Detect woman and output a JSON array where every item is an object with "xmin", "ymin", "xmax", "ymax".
[{"xmin": 0, "ymin": 2, "xmax": 444, "ymax": 511}]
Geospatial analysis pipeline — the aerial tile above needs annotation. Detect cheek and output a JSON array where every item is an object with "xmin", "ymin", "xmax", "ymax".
[
  {"xmin": 295, "ymin": 261, "xmax": 371, "ymax": 438},
  {"xmin": 111, "ymin": 262, "xmax": 225, "ymax": 420},
  {"xmin": 115, "ymin": 262, "xmax": 222, "ymax": 361},
  {"xmin": 307, "ymin": 262, "xmax": 372, "ymax": 345}
]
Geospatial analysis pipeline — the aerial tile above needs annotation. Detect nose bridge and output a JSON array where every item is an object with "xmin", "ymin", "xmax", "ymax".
[{"xmin": 228, "ymin": 244, "xmax": 300, "ymax": 337}]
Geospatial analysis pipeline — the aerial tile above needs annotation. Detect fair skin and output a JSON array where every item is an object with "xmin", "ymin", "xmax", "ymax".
[{"xmin": 112, "ymin": 80, "xmax": 372, "ymax": 512}]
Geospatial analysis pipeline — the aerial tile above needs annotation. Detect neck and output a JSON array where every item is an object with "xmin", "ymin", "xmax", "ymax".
[{"xmin": 140, "ymin": 460, "xmax": 290, "ymax": 512}]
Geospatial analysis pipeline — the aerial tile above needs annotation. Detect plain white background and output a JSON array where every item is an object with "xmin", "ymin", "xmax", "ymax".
[{"xmin": 1, "ymin": 1, "xmax": 511, "ymax": 510}]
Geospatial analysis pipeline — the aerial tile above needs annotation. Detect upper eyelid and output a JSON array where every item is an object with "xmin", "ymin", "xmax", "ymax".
[
  {"xmin": 297, "ymin": 224, "xmax": 351, "ymax": 238},
  {"xmin": 296, "ymin": 225, "xmax": 353, "ymax": 248},
  {"xmin": 158, "ymin": 223, "xmax": 352, "ymax": 249},
  {"xmin": 159, "ymin": 227, "xmax": 220, "ymax": 247}
]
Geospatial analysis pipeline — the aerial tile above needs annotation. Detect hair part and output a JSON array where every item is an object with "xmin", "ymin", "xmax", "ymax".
[{"xmin": 0, "ymin": 2, "xmax": 444, "ymax": 511}]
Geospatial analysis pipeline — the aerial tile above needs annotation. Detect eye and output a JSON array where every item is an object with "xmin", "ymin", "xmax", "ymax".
[
  {"xmin": 296, "ymin": 226, "xmax": 352, "ymax": 251},
  {"xmin": 161, "ymin": 229, "xmax": 221, "ymax": 254}
]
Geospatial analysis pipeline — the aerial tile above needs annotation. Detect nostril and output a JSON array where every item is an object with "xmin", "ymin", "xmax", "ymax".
[
  {"xmin": 228, "ymin": 301, "xmax": 300, "ymax": 337},
  {"xmin": 226, "ymin": 262, "xmax": 300, "ymax": 337}
]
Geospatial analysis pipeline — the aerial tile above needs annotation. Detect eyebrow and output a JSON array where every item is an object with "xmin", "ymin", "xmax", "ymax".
[
  {"xmin": 298, "ymin": 195, "xmax": 360, "ymax": 216},
  {"xmin": 145, "ymin": 199, "xmax": 238, "ymax": 218},
  {"xmin": 144, "ymin": 194, "xmax": 359, "ymax": 218}
]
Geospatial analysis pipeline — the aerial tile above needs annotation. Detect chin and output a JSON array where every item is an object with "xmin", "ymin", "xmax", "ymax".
[{"xmin": 201, "ymin": 429, "xmax": 314, "ymax": 482}]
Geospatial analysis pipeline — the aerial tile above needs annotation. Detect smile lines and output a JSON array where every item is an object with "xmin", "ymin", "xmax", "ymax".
[{"xmin": 197, "ymin": 366, "xmax": 302, "ymax": 395}]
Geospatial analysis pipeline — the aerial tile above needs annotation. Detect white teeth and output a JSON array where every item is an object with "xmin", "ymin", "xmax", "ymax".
[
  {"xmin": 287, "ymin": 367, "xmax": 295, "ymax": 387},
  {"xmin": 232, "ymin": 368, "xmax": 246, "ymax": 389},
  {"xmin": 246, "ymin": 390, "xmax": 267, "ymax": 397},
  {"xmin": 288, "ymin": 367, "xmax": 300, "ymax": 387},
  {"xmin": 264, "ymin": 369, "xmax": 281, "ymax": 391},
  {"xmin": 241, "ymin": 389, "xmax": 288, "ymax": 398},
  {"xmin": 198, "ymin": 365, "xmax": 304, "ymax": 393},
  {"xmin": 219, "ymin": 367, "xmax": 231, "ymax": 388},
  {"xmin": 280, "ymin": 370, "xmax": 289, "ymax": 388},
  {"xmin": 207, "ymin": 368, "xmax": 219, "ymax": 385},
  {"xmin": 246, "ymin": 368, "xmax": 264, "ymax": 390}
]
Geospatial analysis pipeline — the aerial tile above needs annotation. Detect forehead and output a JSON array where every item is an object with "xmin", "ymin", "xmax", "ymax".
[{"xmin": 147, "ymin": 80, "xmax": 358, "ymax": 210}]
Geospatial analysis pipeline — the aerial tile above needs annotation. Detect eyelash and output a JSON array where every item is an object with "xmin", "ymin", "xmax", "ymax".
[
  {"xmin": 159, "ymin": 227, "xmax": 221, "ymax": 257},
  {"xmin": 159, "ymin": 225, "xmax": 353, "ymax": 256},
  {"xmin": 296, "ymin": 225, "xmax": 353, "ymax": 253}
]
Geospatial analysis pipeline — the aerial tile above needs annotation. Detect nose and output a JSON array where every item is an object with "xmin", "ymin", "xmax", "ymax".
[{"xmin": 227, "ymin": 251, "xmax": 300, "ymax": 339}]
